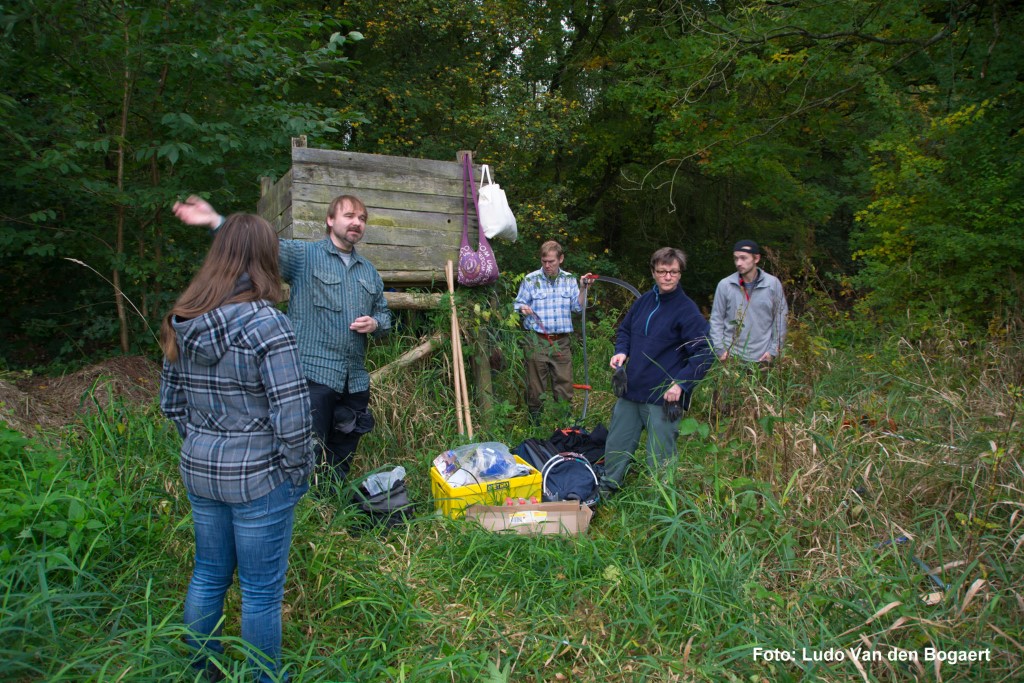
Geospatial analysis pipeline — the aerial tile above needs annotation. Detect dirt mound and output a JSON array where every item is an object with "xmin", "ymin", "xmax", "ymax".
[{"xmin": 0, "ymin": 356, "xmax": 161, "ymax": 435}]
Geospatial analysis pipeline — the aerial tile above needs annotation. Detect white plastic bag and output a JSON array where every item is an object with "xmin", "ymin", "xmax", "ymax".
[
  {"xmin": 435, "ymin": 442, "xmax": 530, "ymax": 484},
  {"xmin": 477, "ymin": 165, "xmax": 518, "ymax": 242},
  {"xmin": 361, "ymin": 466, "xmax": 407, "ymax": 496}
]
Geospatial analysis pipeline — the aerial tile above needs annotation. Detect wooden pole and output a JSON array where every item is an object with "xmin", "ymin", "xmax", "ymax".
[
  {"xmin": 383, "ymin": 291, "xmax": 443, "ymax": 310},
  {"xmin": 446, "ymin": 260, "xmax": 474, "ymax": 438},
  {"xmin": 458, "ymin": 322, "xmax": 474, "ymax": 438},
  {"xmin": 281, "ymin": 286, "xmax": 442, "ymax": 311},
  {"xmin": 446, "ymin": 260, "xmax": 465, "ymax": 436}
]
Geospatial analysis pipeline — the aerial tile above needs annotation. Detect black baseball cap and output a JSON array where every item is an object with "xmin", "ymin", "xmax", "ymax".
[{"xmin": 733, "ymin": 239, "xmax": 760, "ymax": 255}]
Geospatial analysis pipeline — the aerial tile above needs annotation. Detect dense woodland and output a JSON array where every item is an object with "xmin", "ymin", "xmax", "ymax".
[{"xmin": 1, "ymin": 0, "xmax": 1022, "ymax": 367}]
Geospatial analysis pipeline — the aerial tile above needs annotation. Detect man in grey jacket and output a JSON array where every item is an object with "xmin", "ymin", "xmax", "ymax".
[{"xmin": 709, "ymin": 240, "xmax": 788, "ymax": 363}]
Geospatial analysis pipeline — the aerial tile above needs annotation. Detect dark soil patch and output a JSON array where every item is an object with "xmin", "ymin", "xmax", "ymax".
[{"xmin": 0, "ymin": 356, "xmax": 161, "ymax": 435}]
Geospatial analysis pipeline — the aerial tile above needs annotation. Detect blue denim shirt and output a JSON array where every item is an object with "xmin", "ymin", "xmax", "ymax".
[
  {"xmin": 514, "ymin": 268, "xmax": 582, "ymax": 334},
  {"xmin": 279, "ymin": 238, "xmax": 392, "ymax": 393}
]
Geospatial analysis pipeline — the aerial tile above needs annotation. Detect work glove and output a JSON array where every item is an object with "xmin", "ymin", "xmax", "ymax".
[
  {"xmin": 662, "ymin": 400, "xmax": 683, "ymax": 422},
  {"xmin": 611, "ymin": 366, "xmax": 628, "ymax": 398}
]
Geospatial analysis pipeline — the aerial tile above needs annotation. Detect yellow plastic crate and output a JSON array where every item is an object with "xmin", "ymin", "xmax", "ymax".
[{"xmin": 430, "ymin": 455, "xmax": 541, "ymax": 519}]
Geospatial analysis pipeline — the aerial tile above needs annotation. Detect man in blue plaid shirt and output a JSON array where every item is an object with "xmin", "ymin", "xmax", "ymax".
[{"xmin": 514, "ymin": 241, "xmax": 587, "ymax": 422}]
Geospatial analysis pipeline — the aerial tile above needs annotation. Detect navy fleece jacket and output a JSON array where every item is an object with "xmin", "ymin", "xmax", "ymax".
[{"xmin": 615, "ymin": 285, "xmax": 714, "ymax": 405}]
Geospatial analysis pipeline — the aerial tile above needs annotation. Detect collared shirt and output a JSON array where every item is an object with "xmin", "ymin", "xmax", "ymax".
[
  {"xmin": 160, "ymin": 300, "xmax": 314, "ymax": 503},
  {"xmin": 279, "ymin": 238, "xmax": 392, "ymax": 393},
  {"xmin": 514, "ymin": 268, "xmax": 582, "ymax": 334}
]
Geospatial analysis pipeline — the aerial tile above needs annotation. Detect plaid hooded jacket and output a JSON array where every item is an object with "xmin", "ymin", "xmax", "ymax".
[{"xmin": 160, "ymin": 299, "xmax": 314, "ymax": 503}]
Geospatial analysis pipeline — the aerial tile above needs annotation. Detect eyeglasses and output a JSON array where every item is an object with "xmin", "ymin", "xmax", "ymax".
[{"xmin": 654, "ymin": 269, "xmax": 681, "ymax": 277}]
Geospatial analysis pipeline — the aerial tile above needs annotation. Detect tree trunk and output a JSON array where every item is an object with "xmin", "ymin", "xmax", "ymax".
[
  {"xmin": 113, "ymin": 19, "xmax": 132, "ymax": 353},
  {"xmin": 370, "ymin": 332, "xmax": 443, "ymax": 381},
  {"xmin": 468, "ymin": 331, "xmax": 494, "ymax": 423}
]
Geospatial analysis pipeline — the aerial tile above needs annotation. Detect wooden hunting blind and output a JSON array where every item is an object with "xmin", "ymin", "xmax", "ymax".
[{"xmin": 257, "ymin": 138, "xmax": 480, "ymax": 289}]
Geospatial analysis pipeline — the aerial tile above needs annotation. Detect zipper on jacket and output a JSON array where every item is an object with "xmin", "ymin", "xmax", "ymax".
[{"xmin": 644, "ymin": 289, "xmax": 661, "ymax": 335}]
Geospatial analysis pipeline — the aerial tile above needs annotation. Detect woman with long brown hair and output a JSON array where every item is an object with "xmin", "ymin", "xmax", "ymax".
[{"xmin": 160, "ymin": 213, "xmax": 313, "ymax": 682}]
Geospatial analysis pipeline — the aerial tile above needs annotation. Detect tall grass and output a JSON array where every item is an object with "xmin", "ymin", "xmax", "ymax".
[{"xmin": 2, "ymin": 312, "xmax": 1022, "ymax": 681}]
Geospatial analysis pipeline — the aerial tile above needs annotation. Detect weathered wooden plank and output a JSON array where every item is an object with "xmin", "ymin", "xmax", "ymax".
[
  {"xmin": 282, "ymin": 285, "xmax": 443, "ymax": 306},
  {"xmin": 291, "ymin": 182, "xmax": 469, "ymax": 218},
  {"xmin": 289, "ymin": 221, "xmax": 463, "ymax": 253},
  {"xmin": 269, "ymin": 205, "xmax": 293, "ymax": 238},
  {"xmin": 288, "ymin": 221, "xmax": 458, "ymax": 249},
  {"xmin": 365, "ymin": 226, "xmax": 458, "ymax": 248},
  {"xmin": 378, "ymin": 270, "xmax": 448, "ymax": 285},
  {"xmin": 293, "ymin": 163, "xmax": 467, "ymax": 199},
  {"xmin": 292, "ymin": 147, "xmax": 479, "ymax": 180},
  {"xmin": 282, "ymin": 221, "xmax": 459, "ymax": 265},
  {"xmin": 256, "ymin": 168, "xmax": 293, "ymax": 220},
  {"xmin": 383, "ymin": 292, "xmax": 444, "ymax": 310},
  {"xmin": 291, "ymin": 203, "xmax": 467, "ymax": 237},
  {"xmin": 290, "ymin": 218, "xmax": 462, "ymax": 241},
  {"xmin": 289, "ymin": 218, "xmax": 324, "ymax": 240},
  {"xmin": 351, "ymin": 243, "xmax": 460, "ymax": 270}
]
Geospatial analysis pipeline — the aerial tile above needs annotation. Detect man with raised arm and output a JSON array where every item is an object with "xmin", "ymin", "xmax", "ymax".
[{"xmin": 173, "ymin": 195, "xmax": 391, "ymax": 487}]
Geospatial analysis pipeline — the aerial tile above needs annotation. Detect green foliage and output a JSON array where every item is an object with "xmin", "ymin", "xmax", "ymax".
[
  {"xmin": 2, "ymin": 0, "xmax": 1022, "ymax": 360},
  {"xmin": 853, "ymin": 94, "xmax": 1024, "ymax": 324},
  {"xmin": 0, "ymin": 0, "xmax": 363, "ymax": 365},
  {"xmin": 0, "ymin": 386, "xmax": 189, "ymax": 680}
]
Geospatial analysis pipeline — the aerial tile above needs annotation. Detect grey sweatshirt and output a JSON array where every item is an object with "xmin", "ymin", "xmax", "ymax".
[{"xmin": 709, "ymin": 269, "xmax": 788, "ymax": 361}]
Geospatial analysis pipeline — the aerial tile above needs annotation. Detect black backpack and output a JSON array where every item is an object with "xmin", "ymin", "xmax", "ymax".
[
  {"xmin": 541, "ymin": 453, "xmax": 600, "ymax": 508},
  {"xmin": 512, "ymin": 437, "xmax": 560, "ymax": 471},
  {"xmin": 547, "ymin": 424, "xmax": 608, "ymax": 466}
]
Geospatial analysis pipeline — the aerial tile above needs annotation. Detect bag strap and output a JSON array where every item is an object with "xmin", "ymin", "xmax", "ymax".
[
  {"xmin": 463, "ymin": 152, "xmax": 489, "ymax": 244},
  {"xmin": 479, "ymin": 164, "xmax": 493, "ymax": 187},
  {"xmin": 462, "ymin": 152, "xmax": 473, "ymax": 245}
]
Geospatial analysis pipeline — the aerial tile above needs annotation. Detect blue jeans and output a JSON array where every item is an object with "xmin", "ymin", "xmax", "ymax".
[{"xmin": 185, "ymin": 479, "xmax": 308, "ymax": 682}]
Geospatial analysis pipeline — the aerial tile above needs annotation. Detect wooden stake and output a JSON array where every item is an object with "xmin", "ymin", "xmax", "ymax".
[
  {"xmin": 446, "ymin": 260, "xmax": 473, "ymax": 438},
  {"xmin": 457, "ymin": 319, "xmax": 474, "ymax": 438},
  {"xmin": 446, "ymin": 260, "xmax": 465, "ymax": 435}
]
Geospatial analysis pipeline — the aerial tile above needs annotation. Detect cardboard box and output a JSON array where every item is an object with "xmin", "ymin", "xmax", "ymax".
[
  {"xmin": 464, "ymin": 501, "xmax": 593, "ymax": 536},
  {"xmin": 430, "ymin": 455, "xmax": 541, "ymax": 519}
]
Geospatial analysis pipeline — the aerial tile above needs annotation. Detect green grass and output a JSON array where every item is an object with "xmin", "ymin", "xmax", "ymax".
[{"xmin": 2, "ymin": 312, "xmax": 1022, "ymax": 682}]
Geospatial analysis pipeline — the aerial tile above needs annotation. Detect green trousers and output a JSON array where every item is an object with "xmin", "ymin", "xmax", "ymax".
[
  {"xmin": 601, "ymin": 398, "xmax": 681, "ymax": 490},
  {"xmin": 523, "ymin": 335, "xmax": 573, "ymax": 414}
]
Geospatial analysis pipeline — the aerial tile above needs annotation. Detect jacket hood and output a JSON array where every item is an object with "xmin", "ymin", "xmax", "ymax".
[{"xmin": 172, "ymin": 299, "xmax": 267, "ymax": 367}]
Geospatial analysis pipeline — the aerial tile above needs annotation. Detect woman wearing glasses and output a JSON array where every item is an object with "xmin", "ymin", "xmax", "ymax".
[{"xmin": 600, "ymin": 247, "xmax": 714, "ymax": 496}]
